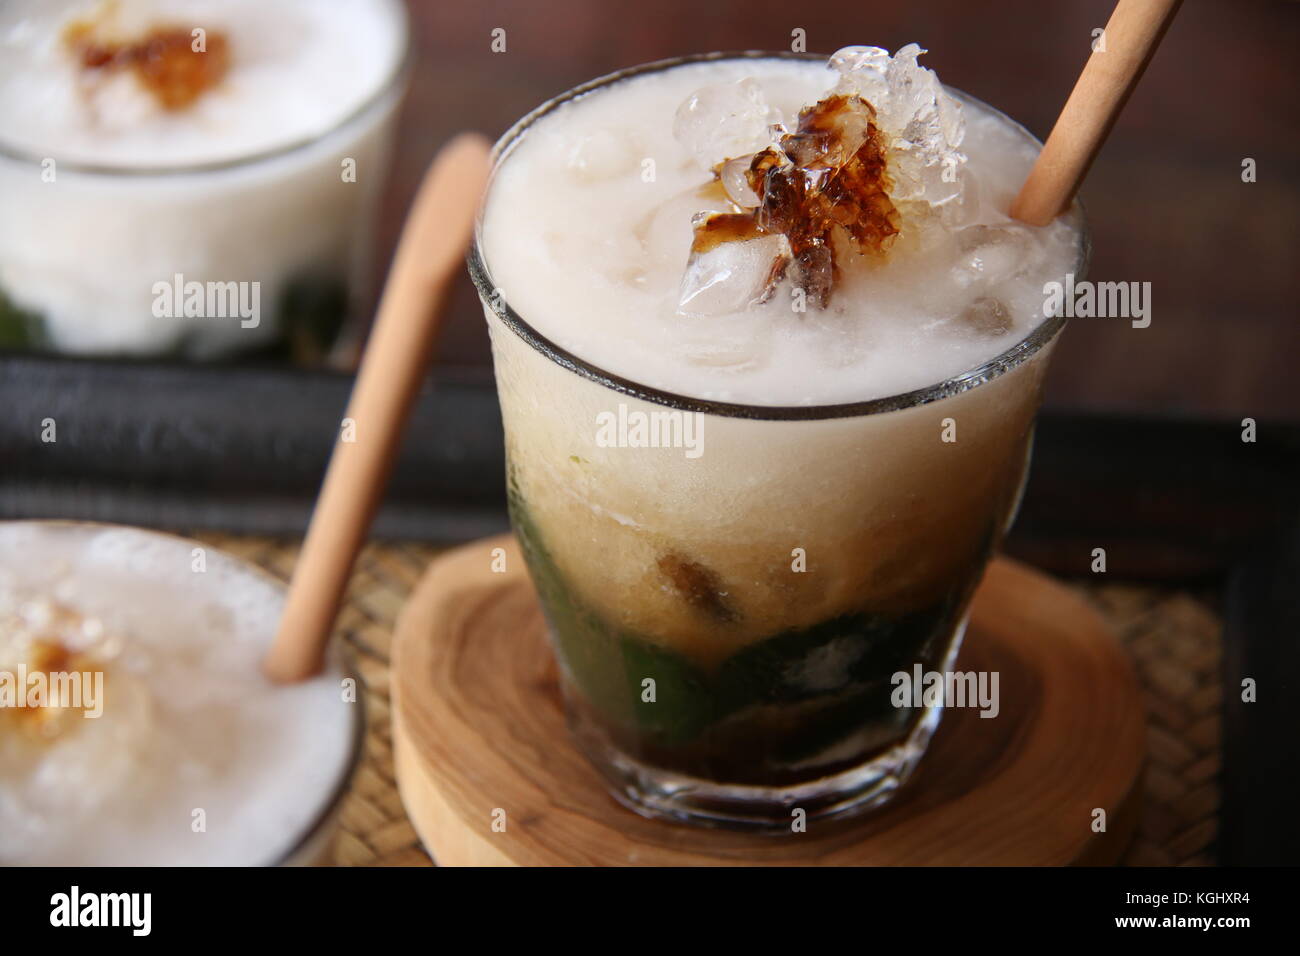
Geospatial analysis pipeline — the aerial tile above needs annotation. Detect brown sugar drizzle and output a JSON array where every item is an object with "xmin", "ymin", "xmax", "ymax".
[
  {"xmin": 2, "ymin": 638, "xmax": 87, "ymax": 740},
  {"xmin": 692, "ymin": 93, "xmax": 901, "ymax": 309},
  {"xmin": 63, "ymin": 19, "xmax": 230, "ymax": 111}
]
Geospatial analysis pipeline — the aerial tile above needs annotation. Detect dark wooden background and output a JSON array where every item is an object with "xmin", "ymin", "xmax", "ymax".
[{"xmin": 374, "ymin": 0, "xmax": 1299, "ymax": 421}]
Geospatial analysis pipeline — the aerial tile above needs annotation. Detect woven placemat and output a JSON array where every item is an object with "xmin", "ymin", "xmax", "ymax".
[{"xmin": 194, "ymin": 532, "xmax": 1222, "ymax": 867}]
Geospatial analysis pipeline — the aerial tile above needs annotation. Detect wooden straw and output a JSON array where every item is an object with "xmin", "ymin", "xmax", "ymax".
[
  {"xmin": 1010, "ymin": 0, "xmax": 1182, "ymax": 226},
  {"xmin": 264, "ymin": 133, "xmax": 492, "ymax": 684}
]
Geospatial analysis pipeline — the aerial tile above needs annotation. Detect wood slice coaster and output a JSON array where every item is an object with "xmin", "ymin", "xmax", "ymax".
[{"xmin": 392, "ymin": 535, "xmax": 1145, "ymax": 866}]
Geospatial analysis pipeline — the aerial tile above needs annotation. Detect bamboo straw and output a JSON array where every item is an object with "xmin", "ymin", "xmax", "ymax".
[
  {"xmin": 264, "ymin": 133, "xmax": 492, "ymax": 684},
  {"xmin": 1010, "ymin": 0, "xmax": 1182, "ymax": 226}
]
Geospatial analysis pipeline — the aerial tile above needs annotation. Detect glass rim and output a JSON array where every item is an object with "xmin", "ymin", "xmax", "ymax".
[
  {"xmin": 469, "ymin": 50, "xmax": 1090, "ymax": 422},
  {"xmin": 0, "ymin": 0, "xmax": 411, "ymax": 178},
  {"xmin": 271, "ymin": 645, "xmax": 366, "ymax": 866}
]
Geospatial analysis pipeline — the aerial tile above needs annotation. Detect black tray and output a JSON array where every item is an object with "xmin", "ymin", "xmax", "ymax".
[{"xmin": 0, "ymin": 352, "xmax": 507, "ymax": 541}]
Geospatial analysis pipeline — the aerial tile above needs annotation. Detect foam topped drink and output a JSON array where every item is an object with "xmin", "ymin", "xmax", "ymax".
[
  {"xmin": 473, "ymin": 47, "xmax": 1085, "ymax": 827},
  {"xmin": 0, "ymin": 0, "xmax": 407, "ymax": 357},
  {"xmin": 0, "ymin": 523, "xmax": 360, "ymax": 864}
]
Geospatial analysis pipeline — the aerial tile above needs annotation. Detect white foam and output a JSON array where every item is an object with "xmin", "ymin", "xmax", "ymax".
[
  {"xmin": 480, "ymin": 54, "xmax": 1084, "ymax": 407},
  {"xmin": 0, "ymin": 523, "xmax": 356, "ymax": 866},
  {"xmin": 0, "ymin": 0, "xmax": 406, "ymax": 167},
  {"xmin": 0, "ymin": 0, "xmax": 406, "ymax": 358}
]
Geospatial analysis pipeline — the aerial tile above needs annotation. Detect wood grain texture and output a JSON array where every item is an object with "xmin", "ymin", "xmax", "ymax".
[
  {"xmin": 392, "ymin": 535, "xmax": 1146, "ymax": 866},
  {"xmin": 182, "ymin": 531, "xmax": 1216, "ymax": 866}
]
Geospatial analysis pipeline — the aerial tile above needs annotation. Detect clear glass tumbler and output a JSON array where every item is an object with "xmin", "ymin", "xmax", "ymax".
[
  {"xmin": 0, "ymin": 0, "xmax": 409, "ymax": 361},
  {"xmin": 471, "ymin": 53, "xmax": 1088, "ymax": 830}
]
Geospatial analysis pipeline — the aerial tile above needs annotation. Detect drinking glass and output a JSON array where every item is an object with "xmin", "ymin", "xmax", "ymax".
[{"xmin": 471, "ymin": 53, "xmax": 1088, "ymax": 829}]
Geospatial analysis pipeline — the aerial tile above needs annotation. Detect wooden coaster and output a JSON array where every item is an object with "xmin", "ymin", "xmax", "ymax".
[{"xmin": 392, "ymin": 535, "xmax": 1145, "ymax": 866}]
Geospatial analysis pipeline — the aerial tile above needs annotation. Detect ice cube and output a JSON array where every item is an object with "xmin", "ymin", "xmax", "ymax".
[
  {"xmin": 956, "ymin": 296, "xmax": 1013, "ymax": 336},
  {"xmin": 673, "ymin": 78, "xmax": 782, "ymax": 170},
  {"xmin": 940, "ymin": 173, "xmax": 984, "ymax": 229},
  {"xmin": 674, "ymin": 328, "xmax": 771, "ymax": 371},
  {"xmin": 885, "ymin": 45, "xmax": 941, "ymax": 129},
  {"xmin": 937, "ymin": 88, "xmax": 966, "ymax": 151},
  {"xmin": 829, "ymin": 45, "xmax": 968, "ymax": 214},
  {"xmin": 783, "ymin": 94, "xmax": 875, "ymax": 170},
  {"xmin": 639, "ymin": 185, "xmax": 733, "ymax": 275},
  {"xmin": 544, "ymin": 229, "xmax": 647, "ymax": 288},
  {"xmin": 718, "ymin": 155, "xmax": 761, "ymax": 209},
  {"xmin": 787, "ymin": 237, "xmax": 836, "ymax": 310},
  {"xmin": 564, "ymin": 129, "xmax": 638, "ymax": 182},
  {"xmin": 677, "ymin": 217, "xmax": 791, "ymax": 316},
  {"xmin": 890, "ymin": 146, "xmax": 963, "ymax": 208},
  {"xmin": 804, "ymin": 311, "xmax": 870, "ymax": 369},
  {"xmin": 830, "ymin": 46, "xmax": 891, "ymax": 105},
  {"xmin": 952, "ymin": 224, "xmax": 1036, "ymax": 287}
]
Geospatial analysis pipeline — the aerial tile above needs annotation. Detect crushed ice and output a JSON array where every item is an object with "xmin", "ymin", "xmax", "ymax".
[{"xmin": 672, "ymin": 45, "xmax": 973, "ymax": 316}]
